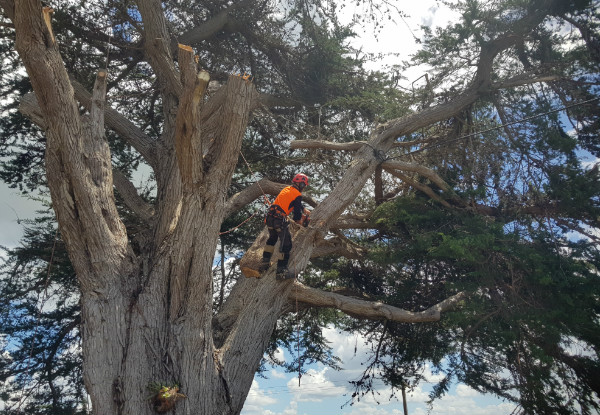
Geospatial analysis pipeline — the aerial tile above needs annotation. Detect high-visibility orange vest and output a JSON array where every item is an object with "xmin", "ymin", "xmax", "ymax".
[{"xmin": 272, "ymin": 186, "xmax": 302, "ymax": 216}]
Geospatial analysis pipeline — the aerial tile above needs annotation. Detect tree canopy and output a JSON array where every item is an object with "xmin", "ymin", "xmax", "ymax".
[{"xmin": 0, "ymin": 0, "xmax": 599, "ymax": 414}]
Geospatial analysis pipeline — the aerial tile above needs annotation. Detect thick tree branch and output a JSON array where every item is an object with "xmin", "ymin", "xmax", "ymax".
[
  {"xmin": 200, "ymin": 76, "xmax": 256, "ymax": 183},
  {"xmin": 312, "ymin": 233, "xmax": 367, "ymax": 260},
  {"xmin": 174, "ymin": 44, "xmax": 209, "ymax": 190},
  {"xmin": 224, "ymin": 178, "xmax": 284, "ymax": 217},
  {"xmin": 18, "ymin": 93, "xmax": 46, "ymax": 128},
  {"xmin": 20, "ymin": 82, "xmax": 157, "ymax": 171},
  {"xmin": 331, "ymin": 214, "xmax": 372, "ymax": 229},
  {"xmin": 224, "ymin": 178, "xmax": 319, "ymax": 218},
  {"xmin": 135, "ymin": 0, "xmax": 182, "ymax": 97},
  {"xmin": 291, "ymin": 283, "xmax": 466, "ymax": 322},
  {"xmin": 112, "ymin": 168, "xmax": 155, "ymax": 221},
  {"xmin": 387, "ymin": 170, "xmax": 453, "ymax": 208},
  {"xmin": 291, "ymin": 139, "xmax": 365, "ymax": 151},
  {"xmin": 11, "ymin": 1, "xmax": 135, "ymax": 306},
  {"xmin": 70, "ymin": 78, "xmax": 157, "ymax": 169},
  {"xmin": 492, "ymin": 74, "xmax": 560, "ymax": 90},
  {"xmin": 382, "ymin": 160, "xmax": 451, "ymax": 191},
  {"xmin": 176, "ymin": 0, "xmax": 253, "ymax": 47}
]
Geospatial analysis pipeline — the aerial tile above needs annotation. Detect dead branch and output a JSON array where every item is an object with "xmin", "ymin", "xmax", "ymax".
[
  {"xmin": 382, "ymin": 160, "xmax": 451, "ymax": 191},
  {"xmin": 112, "ymin": 168, "xmax": 155, "ymax": 221},
  {"xmin": 291, "ymin": 139, "xmax": 365, "ymax": 151},
  {"xmin": 291, "ymin": 283, "xmax": 466, "ymax": 323}
]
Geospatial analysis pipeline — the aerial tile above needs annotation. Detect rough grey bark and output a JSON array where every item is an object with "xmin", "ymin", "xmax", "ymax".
[{"xmin": 3, "ymin": 0, "xmax": 559, "ymax": 414}]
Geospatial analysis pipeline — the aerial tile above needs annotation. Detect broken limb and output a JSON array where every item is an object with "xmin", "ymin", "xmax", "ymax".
[{"xmin": 290, "ymin": 283, "xmax": 467, "ymax": 323}]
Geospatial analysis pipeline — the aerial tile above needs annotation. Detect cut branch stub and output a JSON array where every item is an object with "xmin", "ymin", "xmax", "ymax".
[
  {"xmin": 42, "ymin": 6, "xmax": 55, "ymax": 46},
  {"xmin": 174, "ymin": 44, "xmax": 209, "ymax": 190},
  {"xmin": 239, "ymin": 228, "xmax": 270, "ymax": 278},
  {"xmin": 90, "ymin": 70, "xmax": 107, "ymax": 140},
  {"xmin": 239, "ymin": 222, "xmax": 305, "ymax": 277}
]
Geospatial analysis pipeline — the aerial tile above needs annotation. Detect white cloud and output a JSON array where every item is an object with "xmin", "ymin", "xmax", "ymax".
[
  {"xmin": 271, "ymin": 369, "xmax": 287, "ymax": 379},
  {"xmin": 272, "ymin": 347, "xmax": 285, "ymax": 362},
  {"xmin": 287, "ymin": 367, "xmax": 347, "ymax": 402},
  {"xmin": 243, "ymin": 325, "xmax": 516, "ymax": 415},
  {"xmin": 243, "ymin": 379, "xmax": 278, "ymax": 415},
  {"xmin": 456, "ymin": 384, "xmax": 479, "ymax": 397}
]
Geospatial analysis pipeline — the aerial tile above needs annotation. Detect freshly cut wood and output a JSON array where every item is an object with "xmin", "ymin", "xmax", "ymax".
[{"xmin": 239, "ymin": 222, "xmax": 302, "ymax": 278}]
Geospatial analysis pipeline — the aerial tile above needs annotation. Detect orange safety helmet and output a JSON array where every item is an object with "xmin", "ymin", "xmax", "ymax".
[{"xmin": 292, "ymin": 173, "xmax": 309, "ymax": 186}]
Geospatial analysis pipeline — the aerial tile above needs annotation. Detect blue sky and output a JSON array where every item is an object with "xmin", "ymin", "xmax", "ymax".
[{"xmin": 242, "ymin": 326, "xmax": 517, "ymax": 415}]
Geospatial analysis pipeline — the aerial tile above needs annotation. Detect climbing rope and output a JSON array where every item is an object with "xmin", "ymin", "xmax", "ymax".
[
  {"xmin": 218, "ymin": 151, "xmax": 272, "ymax": 236},
  {"xmin": 295, "ymin": 275, "xmax": 302, "ymax": 387},
  {"xmin": 403, "ymin": 96, "xmax": 600, "ymax": 157},
  {"xmin": 218, "ymin": 211, "xmax": 261, "ymax": 235},
  {"xmin": 239, "ymin": 151, "xmax": 271, "ymax": 207}
]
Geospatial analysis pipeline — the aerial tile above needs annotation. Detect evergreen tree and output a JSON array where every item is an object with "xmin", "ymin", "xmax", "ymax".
[{"xmin": 0, "ymin": 0, "xmax": 598, "ymax": 414}]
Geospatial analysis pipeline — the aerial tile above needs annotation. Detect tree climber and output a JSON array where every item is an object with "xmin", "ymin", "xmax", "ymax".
[{"xmin": 259, "ymin": 173, "xmax": 310, "ymax": 279}]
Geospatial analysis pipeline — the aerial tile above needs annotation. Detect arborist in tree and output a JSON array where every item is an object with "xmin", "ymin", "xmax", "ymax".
[{"xmin": 259, "ymin": 173, "xmax": 310, "ymax": 280}]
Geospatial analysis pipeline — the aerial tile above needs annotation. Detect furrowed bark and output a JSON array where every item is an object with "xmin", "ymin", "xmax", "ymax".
[
  {"xmin": 174, "ymin": 44, "xmax": 209, "ymax": 190},
  {"xmin": 70, "ymin": 78, "xmax": 157, "ymax": 169},
  {"xmin": 135, "ymin": 0, "xmax": 181, "ymax": 97},
  {"xmin": 11, "ymin": 3, "xmax": 137, "ymax": 415}
]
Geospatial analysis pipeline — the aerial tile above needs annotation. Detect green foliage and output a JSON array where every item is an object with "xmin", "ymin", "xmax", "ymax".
[
  {"xmin": 366, "ymin": 194, "xmax": 600, "ymax": 414},
  {"xmin": 0, "ymin": 214, "xmax": 84, "ymax": 414}
]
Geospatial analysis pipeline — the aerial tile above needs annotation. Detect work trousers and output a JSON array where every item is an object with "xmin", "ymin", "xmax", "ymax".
[{"xmin": 264, "ymin": 214, "xmax": 292, "ymax": 262}]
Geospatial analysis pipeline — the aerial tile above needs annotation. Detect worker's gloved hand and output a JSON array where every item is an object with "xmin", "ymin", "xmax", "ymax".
[{"xmin": 300, "ymin": 210, "xmax": 310, "ymax": 227}]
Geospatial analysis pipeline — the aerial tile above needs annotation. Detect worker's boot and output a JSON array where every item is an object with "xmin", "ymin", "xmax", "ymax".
[
  {"xmin": 276, "ymin": 259, "xmax": 295, "ymax": 280},
  {"xmin": 258, "ymin": 251, "xmax": 272, "ymax": 273}
]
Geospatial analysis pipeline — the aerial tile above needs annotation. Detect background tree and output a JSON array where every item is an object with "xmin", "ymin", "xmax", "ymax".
[{"xmin": 0, "ymin": 0, "xmax": 599, "ymax": 415}]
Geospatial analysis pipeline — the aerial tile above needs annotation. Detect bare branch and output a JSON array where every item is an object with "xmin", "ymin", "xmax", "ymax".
[
  {"xmin": 112, "ymin": 168, "xmax": 155, "ymax": 221},
  {"xmin": 291, "ymin": 283, "xmax": 466, "ymax": 323},
  {"xmin": 291, "ymin": 139, "xmax": 365, "ymax": 151},
  {"xmin": 382, "ymin": 160, "xmax": 451, "ymax": 191},
  {"xmin": 386, "ymin": 169, "xmax": 452, "ymax": 208},
  {"xmin": 70, "ymin": 78, "xmax": 157, "ymax": 169},
  {"xmin": 135, "ymin": 0, "xmax": 182, "ymax": 97},
  {"xmin": 492, "ymin": 74, "xmax": 560, "ymax": 90},
  {"xmin": 224, "ymin": 178, "xmax": 284, "ymax": 217}
]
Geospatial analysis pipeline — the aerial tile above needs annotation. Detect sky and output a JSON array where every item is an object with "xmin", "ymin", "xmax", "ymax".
[
  {"xmin": 241, "ymin": 327, "xmax": 517, "ymax": 415},
  {"xmin": 0, "ymin": 0, "xmax": 533, "ymax": 414}
]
